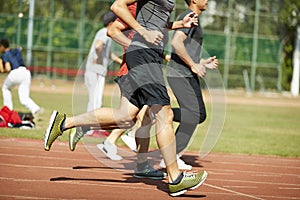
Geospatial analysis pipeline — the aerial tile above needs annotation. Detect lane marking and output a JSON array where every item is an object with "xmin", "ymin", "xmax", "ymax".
[
  {"xmin": 223, "ymin": 185, "xmax": 258, "ymax": 189},
  {"xmin": 0, "ymin": 177, "xmax": 157, "ymax": 191},
  {"xmin": 205, "ymin": 183, "xmax": 266, "ymax": 200},
  {"xmin": 278, "ymin": 187, "xmax": 300, "ymax": 190},
  {"xmin": 208, "ymin": 178, "xmax": 300, "ymax": 187},
  {"xmin": 209, "ymin": 168, "xmax": 300, "ymax": 178},
  {"xmin": 0, "ymin": 162, "xmax": 129, "ymax": 174}
]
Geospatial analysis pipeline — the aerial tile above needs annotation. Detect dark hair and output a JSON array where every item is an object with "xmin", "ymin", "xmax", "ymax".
[
  {"xmin": 185, "ymin": 0, "xmax": 191, "ymax": 6},
  {"xmin": 103, "ymin": 11, "xmax": 117, "ymax": 27},
  {"xmin": 0, "ymin": 39, "xmax": 9, "ymax": 48}
]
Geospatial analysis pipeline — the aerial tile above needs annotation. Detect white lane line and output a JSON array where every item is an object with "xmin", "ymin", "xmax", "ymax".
[
  {"xmin": 204, "ymin": 183, "xmax": 266, "ymax": 200},
  {"xmin": 0, "ymin": 162, "xmax": 131, "ymax": 174},
  {"xmin": 208, "ymin": 178, "xmax": 300, "ymax": 187},
  {"xmin": 251, "ymin": 174, "xmax": 281, "ymax": 177},
  {"xmin": 2, "ymin": 152, "xmax": 300, "ymax": 178},
  {"xmin": 206, "ymin": 154, "xmax": 300, "ymax": 163},
  {"xmin": 0, "ymin": 194, "xmax": 65, "ymax": 200},
  {"xmin": 257, "ymin": 195, "xmax": 300, "ymax": 200},
  {"xmin": 223, "ymin": 185, "xmax": 258, "ymax": 189},
  {"xmin": 206, "ymin": 161, "xmax": 300, "ymax": 170},
  {"xmin": 278, "ymin": 187, "xmax": 300, "ymax": 190},
  {"xmin": 208, "ymin": 171, "xmax": 234, "ymax": 176},
  {"xmin": 0, "ymin": 176, "xmax": 155, "ymax": 191},
  {"xmin": 209, "ymin": 168, "xmax": 300, "ymax": 178}
]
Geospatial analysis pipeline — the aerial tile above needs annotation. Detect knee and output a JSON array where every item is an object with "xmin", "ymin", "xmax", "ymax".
[
  {"xmin": 149, "ymin": 105, "xmax": 174, "ymax": 124},
  {"xmin": 159, "ymin": 106, "xmax": 174, "ymax": 123},
  {"xmin": 118, "ymin": 111, "xmax": 137, "ymax": 129},
  {"xmin": 19, "ymin": 97, "xmax": 28, "ymax": 106}
]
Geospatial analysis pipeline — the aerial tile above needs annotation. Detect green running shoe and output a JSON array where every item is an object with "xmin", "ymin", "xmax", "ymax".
[
  {"xmin": 69, "ymin": 127, "xmax": 85, "ymax": 151},
  {"xmin": 134, "ymin": 162, "xmax": 167, "ymax": 180},
  {"xmin": 169, "ymin": 170, "xmax": 208, "ymax": 197},
  {"xmin": 44, "ymin": 110, "xmax": 66, "ymax": 151}
]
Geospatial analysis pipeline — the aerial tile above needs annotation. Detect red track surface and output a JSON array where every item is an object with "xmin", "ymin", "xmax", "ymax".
[{"xmin": 0, "ymin": 138, "xmax": 299, "ymax": 200}]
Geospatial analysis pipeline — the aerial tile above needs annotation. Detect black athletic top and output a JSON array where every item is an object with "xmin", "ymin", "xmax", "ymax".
[{"xmin": 168, "ymin": 9, "xmax": 203, "ymax": 77}]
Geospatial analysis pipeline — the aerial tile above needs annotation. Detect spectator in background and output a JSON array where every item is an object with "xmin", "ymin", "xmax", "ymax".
[
  {"xmin": 0, "ymin": 38, "xmax": 43, "ymax": 119},
  {"xmin": 84, "ymin": 11, "xmax": 122, "ymax": 113}
]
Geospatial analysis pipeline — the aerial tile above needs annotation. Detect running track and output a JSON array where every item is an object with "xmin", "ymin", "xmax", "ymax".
[{"xmin": 0, "ymin": 138, "xmax": 299, "ymax": 200}]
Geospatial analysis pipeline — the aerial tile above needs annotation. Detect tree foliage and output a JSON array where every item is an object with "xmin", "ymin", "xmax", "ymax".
[
  {"xmin": 0, "ymin": 0, "xmax": 298, "ymax": 90},
  {"xmin": 278, "ymin": 0, "xmax": 300, "ymax": 90}
]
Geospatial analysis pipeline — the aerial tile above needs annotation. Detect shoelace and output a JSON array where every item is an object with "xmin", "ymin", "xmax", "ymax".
[{"xmin": 183, "ymin": 172, "xmax": 196, "ymax": 179}]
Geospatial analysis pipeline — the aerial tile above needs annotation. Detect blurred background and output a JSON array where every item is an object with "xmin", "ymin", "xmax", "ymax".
[{"xmin": 0, "ymin": 0, "xmax": 299, "ymax": 93}]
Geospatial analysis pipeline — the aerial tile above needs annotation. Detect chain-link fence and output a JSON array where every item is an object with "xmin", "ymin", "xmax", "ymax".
[{"xmin": 0, "ymin": 0, "xmax": 283, "ymax": 91}]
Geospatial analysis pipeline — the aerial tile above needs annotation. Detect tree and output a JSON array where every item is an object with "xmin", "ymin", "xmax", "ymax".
[{"xmin": 278, "ymin": 0, "xmax": 300, "ymax": 90}]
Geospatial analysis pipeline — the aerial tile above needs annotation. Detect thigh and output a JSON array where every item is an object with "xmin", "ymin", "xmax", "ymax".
[
  {"xmin": 3, "ymin": 70, "xmax": 19, "ymax": 89},
  {"xmin": 168, "ymin": 76, "xmax": 205, "ymax": 112},
  {"xmin": 84, "ymin": 72, "xmax": 97, "ymax": 91},
  {"xmin": 125, "ymin": 48, "xmax": 170, "ymax": 108}
]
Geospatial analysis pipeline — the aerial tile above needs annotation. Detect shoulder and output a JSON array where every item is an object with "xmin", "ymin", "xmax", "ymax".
[{"xmin": 177, "ymin": 9, "xmax": 192, "ymax": 20}]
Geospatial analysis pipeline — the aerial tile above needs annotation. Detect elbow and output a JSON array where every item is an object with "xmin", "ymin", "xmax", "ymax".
[
  {"xmin": 107, "ymin": 27, "xmax": 113, "ymax": 37},
  {"xmin": 107, "ymin": 26, "xmax": 116, "ymax": 38},
  {"xmin": 110, "ymin": 2, "xmax": 119, "ymax": 15},
  {"xmin": 171, "ymin": 39, "xmax": 178, "ymax": 53}
]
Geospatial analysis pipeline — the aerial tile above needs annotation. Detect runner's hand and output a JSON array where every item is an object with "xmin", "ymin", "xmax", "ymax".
[
  {"xmin": 182, "ymin": 12, "xmax": 198, "ymax": 28},
  {"xmin": 202, "ymin": 56, "xmax": 218, "ymax": 69},
  {"xmin": 191, "ymin": 63, "xmax": 206, "ymax": 79},
  {"xmin": 140, "ymin": 29, "xmax": 163, "ymax": 46}
]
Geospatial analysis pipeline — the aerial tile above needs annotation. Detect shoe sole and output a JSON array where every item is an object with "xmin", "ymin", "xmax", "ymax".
[
  {"xmin": 169, "ymin": 171, "xmax": 208, "ymax": 197},
  {"xmin": 44, "ymin": 110, "xmax": 58, "ymax": 151},
  {"xmin": 97, "ymin": 144, "xmax": 123, "ymax": 161},
  {"xmin": 69, "ymin": 128, "xmax": 76, "ymax": 151}
]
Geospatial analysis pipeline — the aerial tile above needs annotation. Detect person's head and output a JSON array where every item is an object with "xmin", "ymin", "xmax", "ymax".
[
  {"xmin": 103, "ymin": 11, "xmax": 117, "ymax": 27},
  {"xmin": 185, "ymin": 0, "xmax": 208, "ymax": 12},
  {"xmin": 0, "ymin": 38, "xmax": 9, "ymax": 53}
]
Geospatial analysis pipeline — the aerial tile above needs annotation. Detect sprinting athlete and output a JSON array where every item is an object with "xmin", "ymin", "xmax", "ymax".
[
  {"xmin": 44, "ymin": 0, "xmax": 208, "ymax": 196},
  {"xmin": 160, "ymin": 0, "xmax": 218, "ymax": 170}
]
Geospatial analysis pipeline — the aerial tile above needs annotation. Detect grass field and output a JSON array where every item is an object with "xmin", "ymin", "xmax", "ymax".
[{"xmin": 0, "ymin": 76, "xmax": 299, "ymax": 158}]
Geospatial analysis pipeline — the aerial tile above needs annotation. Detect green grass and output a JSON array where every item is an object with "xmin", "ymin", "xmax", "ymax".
[
  {"xmin": 0, "ymin": 82, "xmax": 299, "ymax": 158},
  {"xmin": 209, "ymin": 104, "xmax": 300, "ymax": 157}
]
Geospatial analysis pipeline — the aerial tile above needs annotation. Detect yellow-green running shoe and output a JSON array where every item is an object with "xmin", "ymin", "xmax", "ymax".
[
  {"xmin": 69, "ymin": 127, "xmax": 85, "ymax": 151},
  {"xmin": 169, "ymin": 170, "xmax": 208, "ymax": 197},
  {"xmin": 44, "ymin": 110, "xmax": 66, "ymax": 151}
]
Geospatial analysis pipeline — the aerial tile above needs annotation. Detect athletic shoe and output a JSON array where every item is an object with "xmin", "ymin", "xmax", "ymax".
[
  {"xmin": 134, "ymin": 163, "xmax": 167, "ymax": 180},
  {"xmin": 121, "ymin": 132, "xmax": 137, "ymax": 152},
  {"xmin": 97, "ymin": 140, "xmax": 123, "ymax": 161},
  {"xmin": 160, "ymin": 155, "xmax": 192, "ymax": 170},
  {"xmin": 169, "ymin": 170, "xmax": 208, "ymax": 197},
  {"xmin": 69, "ymin": 127, "xmax": 85, "ymax": 151},
  {"xmin": 44, "ymin": 110, "xmax": 66, "ymax": 151}
]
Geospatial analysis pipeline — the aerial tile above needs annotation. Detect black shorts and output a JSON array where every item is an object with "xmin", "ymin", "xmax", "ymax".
[{"xmin": 115, "ymin": 47, "xmax": 170, "ymax": 109}]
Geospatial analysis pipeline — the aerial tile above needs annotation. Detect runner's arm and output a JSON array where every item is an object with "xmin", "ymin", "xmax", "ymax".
[
  {"xmin": 167, "ymin": 12, "xmax": 198, "ymax": 30},
  {"xmin": 111, "ymin": 0, "xmax": 163, "ymax": 45},
  {"xmin": 107, "ymin": 20, "xmax": 131, "ymax": 48}
]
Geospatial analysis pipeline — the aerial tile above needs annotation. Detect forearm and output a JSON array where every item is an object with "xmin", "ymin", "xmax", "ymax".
[
  {"xmin": 111, "ymin": 53, "xmax": 122, "ymax": 64},
  {"xmin": 107, "ymin": 20, "xmax": 131, "ymax": 47},
  {"xmin": 0, "ymin": 59, "xmax": 4, "ymax": 73},
  {"xmin": 4, "ymin": 62, "xmax": 11, "ymax": 72},
  {"xmin": 171, "ymin": 39, "xmax": 195, "ymax": 68},
  {"xmin": 110, "ymin": 30, "xmax": 131, "ymax": 48},
  {"xmin": 167, "ymin": 20, "xmax": 184, "ymax": 30},
  {"xmin": 111, "ymin": 0, "xmax": 146, "ymax": 36},
  {"xmin": 173, "ymin": 46, "xmax": 195, "ymax": 68}
]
